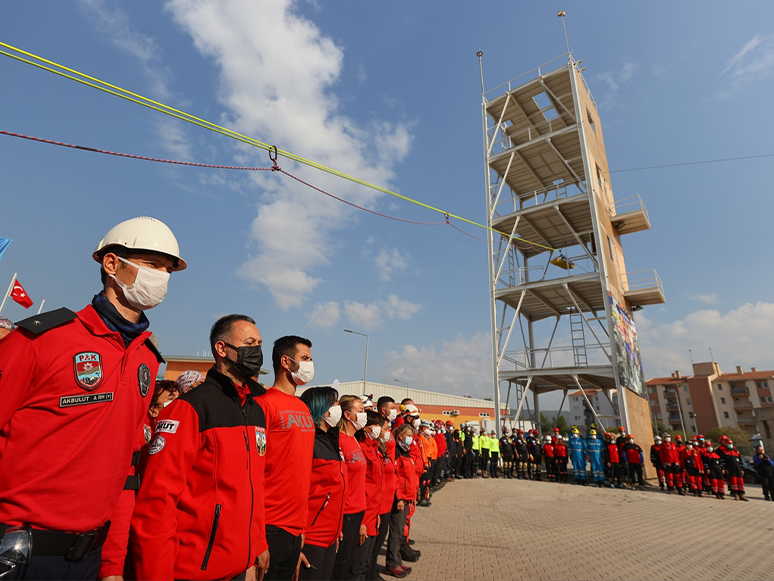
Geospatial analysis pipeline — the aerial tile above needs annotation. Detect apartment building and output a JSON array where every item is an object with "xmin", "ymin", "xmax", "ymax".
[
  {"xmin": 568, "ymin": 388, "xmax": 619, "ymax": 432},
  {"xmin": 646, "ymin": 362, "xmax": 774, "ymax": 437}
]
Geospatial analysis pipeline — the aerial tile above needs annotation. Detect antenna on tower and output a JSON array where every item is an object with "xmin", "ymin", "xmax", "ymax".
[
  {"xmin": 709, "ymin": 347, "xmax": 714, "ymax": 363},
  {"xmin": 558, "ymin": 11, "xmax": 571, "ymax": 57},
  {"xmin": 476, "ymin": 51, "xmax": 485, "ymax": 95}
]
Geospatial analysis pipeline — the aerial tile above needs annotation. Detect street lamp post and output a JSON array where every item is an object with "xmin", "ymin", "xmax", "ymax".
[
  {"xmin": 673, "ymin": 387, "xmax": 687, "ymax": 441},
  {"xmin": 344, "ymin": 329, "xmax": 369, "ymax": 395},
  {"xmin": 393, "ymin": 378, "xmax": 409, "ymax": 400}
]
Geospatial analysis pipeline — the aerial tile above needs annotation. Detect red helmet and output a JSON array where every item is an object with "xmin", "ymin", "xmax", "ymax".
[
  {"xmin": 675, "ymin": 435, "xmax": 683, "ymax": 441},
  {"xmin": 446, "ymin": 420, "xmax": 454, "ymax": 427},
  {"xmin": 720, "ymin": 435, "xmax": 730, "ymax": 443},
  {"xmin": 698, "ymin": 434, "xmax": 705, "ymax": 440},
  {"xmin": 618, "ymin": 426, "xmax": 626, "ymax": 432},
  {"xmin": 553, "ymin": 427, "xmax": 560, "ymax": 432}
]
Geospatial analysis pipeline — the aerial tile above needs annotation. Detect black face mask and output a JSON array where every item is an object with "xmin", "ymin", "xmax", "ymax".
[{"xmin": 224, "ymin": 343, "xmax": 263, "ymax": 379}]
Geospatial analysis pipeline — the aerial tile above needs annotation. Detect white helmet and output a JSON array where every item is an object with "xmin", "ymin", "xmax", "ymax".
[{"xmin": 93, "ymin": 217, "xmax": 187, "ymax": 271}]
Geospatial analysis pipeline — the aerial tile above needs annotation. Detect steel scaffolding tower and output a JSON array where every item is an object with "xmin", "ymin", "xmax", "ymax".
[{"xmin": 482, "ymin": 54, "xmax": 665, "ymax": 436}]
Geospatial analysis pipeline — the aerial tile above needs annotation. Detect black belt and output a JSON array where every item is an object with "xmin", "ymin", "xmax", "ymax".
[{"xmin": 0, "ymin": 521, "xmax": 110, "ymax": 562}]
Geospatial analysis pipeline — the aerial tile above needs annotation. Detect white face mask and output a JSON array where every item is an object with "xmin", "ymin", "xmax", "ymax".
[
  {"xmin": 388, "ymin": 409, "xmax": 398, "ymax": 422},
  {"xmin": 707, "ymin": 447, "xmax": 714, "ymax": 453},
  {"xmin": 289, "ymin": 359, "xmax": 314, "ymax": 386},
  {"xmin": 111, "ymin": 257, "xmax": 170, "ymax": 310},
  {"xmin": 366, "ymin": 425, "xmax": 381, "ymax": 440},
  {"xmin": 324, "ymin": 404, "xmax": 341, "ymax": 427},
  {"xmin": 590, "ymin": 435, "xmax": 597, "ymax": 440},
  {"xmin": 350, "ymin": 411, "xmax": 367, "ymax": 430},
  {"xmin": 380, "ymin": 430, "xmax": 391, "ymax": 442},
  {"xmin": 412, "ymin": 418, "xmax": 421, "ymax": 429}
]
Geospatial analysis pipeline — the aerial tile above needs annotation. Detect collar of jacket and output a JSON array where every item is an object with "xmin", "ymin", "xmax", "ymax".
[{"xmin": 205, "ymin": 366, "xmax": 266, "ymax": 402}]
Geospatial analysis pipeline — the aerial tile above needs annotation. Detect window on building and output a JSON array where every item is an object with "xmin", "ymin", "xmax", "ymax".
[
  {"xmin": 724, "ymin": 412, "xmax": 730, "ymax": 419},
  {"xmin": 684, "ymin": 386, "xmax": 688, "ymax": 392},
  {"xmin": 691, "ymin": 425, "xmax": 696, "ymax": 433},
  {"xmin": 717, "ymin": 384, "xmax": 722, "ymax": 390},
  {"xmin": 765, "ymin": 381, "xmax": 769, "ymax": 388},
  {"xmin": 768, "ymin": 397, "xmax": 773, "ymax": 403},
  {"xmin": 689, "ymin": 412, "xmax": 694, "ymax": 419},
  {"xmin": 757, "ymin": 382, "xmax": 762, "ymax": 389},
  {"xmin": 686, "ymin": 399, "xmax": 691, "ymax": 405},
  {"xmin": 656, "ymin": 413, "xmax": 662, "ymax": 419},
  {"xmin": 479, "ymin": 413, "xmax": 490, "ymax": 418},
  {"xmin": 588, "ymin": 110, "xmax": 596, "ymax": 135},
  {"xmin": 721, "ymin": 397, "xmax": 726, "ymax": 404}
]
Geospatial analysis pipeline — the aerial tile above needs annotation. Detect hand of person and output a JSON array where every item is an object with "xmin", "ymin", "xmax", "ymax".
[
  {"xmin": 397, "ymin": 500, "xmax": 405, "ymax": 511},
  {"xmin": 358, "ymin": 524, "xmax": 368, "ymax": 546},
  {"xmin": 100, "ymin": 577, "xmax": 123, "ymax": 581},
  {"xmin": 245, "ymin": 565, "xmax": 257, "ymax": 581},
  {"xmin": 256, "ymin": 549, "xmax": 270, "ymax": 581},
  {"xmin": 293, "ymin": 552, "xmax": 309, "ymax": 581},
  {"xmin": 377, "ymin": 515, "xmax": 381, "ymax": 528}
]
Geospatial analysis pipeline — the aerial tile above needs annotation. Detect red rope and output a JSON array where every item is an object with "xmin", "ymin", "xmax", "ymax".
[{"xmin": 0, "ymin": 130, "xmax": 277, "ymax": 171}]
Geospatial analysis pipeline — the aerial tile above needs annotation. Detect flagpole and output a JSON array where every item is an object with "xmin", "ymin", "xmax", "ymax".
[
  {"xmin": 0, "ymin": 273, "xmax": 18, "ymax": 316},
  {"xmin": 36, "ymin": 299, "xmax": 46, "ymax": 315}
]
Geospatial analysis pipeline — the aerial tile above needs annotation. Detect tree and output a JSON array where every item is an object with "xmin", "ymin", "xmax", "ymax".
[{"xmin": 706, "ymin": 427, "xmax": 753, "ymax": 456}]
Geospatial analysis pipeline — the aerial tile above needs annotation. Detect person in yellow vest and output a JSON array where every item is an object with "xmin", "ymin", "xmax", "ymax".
[
  {"xmin": 479, "ymin": 430, "xmax": 490, "ymax": 478},
  {"xmin": 471, "ymin": 428, "xmax": 481, "ymax": 478},
  {"xmin": 488, "ymin": 430, "xmax": 500, "ymax": 478}
]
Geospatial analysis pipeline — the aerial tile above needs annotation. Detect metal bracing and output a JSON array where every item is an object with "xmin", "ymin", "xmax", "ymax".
[
  {"xmin": 562, "ymin": 283, "xmax": 611, "ymax": 360},
  {"xmin": 486, "ymin": 94, "xmax": 512, "ymax": 158},
  {"xmin": 572, "ymin": 375, "xmax": 608, "ymax": 431},
  {"xmin": 554, "ymin": 389, "xmax": 568, "ymax": 429},
  {"xmin": 490, "ymin": 152, "xmax": 516, "ymax": 217},
  {"xmin": 553, "ymin": 206, "xmax": 598, "ymax": 267},
  {"xmin": 545, "ymin": 138, "xmax": 585, "ymax": 187},
  {"xmin": 538, "ymin": 78, "xmax": 576, "ymax": 123},
  {"xmin": 496, "ymin": 292, "xmax": 525, "ymax": 370}
]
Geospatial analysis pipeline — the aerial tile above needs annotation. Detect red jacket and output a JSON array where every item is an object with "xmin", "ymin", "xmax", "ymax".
[
  {"xmin": 305, "ymin": 427, "xmax": 346, "ymax": 549},
  {"xmin": 360, "ymin": 437, "xmax": 384, "ymax": 536},
  {"xmin": 659, "ymin": 441, "xmax": 680, "ymax": 465},
  {"xmin": 340, "ymin": 432, "xmax": 367, "ymax": 514},
  {"xmin": 434, "ymin": 432, "xmax": 447, "ymax": 456},
  {"xmin": 256, "ymin": 387, "xmax": 315, "ymax": 536},
  {"xmin": 131, "ymin": 368, "xmax": 268, "ymax": 581},
  {"xmin": 395, "ymin": 445, "xmax": 418, "ymax": 501},
  {"xmin": 554, "ymin": 442, "xmax": 568, "ymax": 458},
  {"xmin": 604, "ymin": 442, "xmax": 620, "ymax": 464},
  {"xmin": 380, "ymin": 448, "xmax": 397, "ymax": 515},
  {"xmin": 0, "ymin": 305, "xmax": 161, "ymax": 577},
  {"xmin": 543, "ymin": 443, "xmax": 555, "ymax": 458}
]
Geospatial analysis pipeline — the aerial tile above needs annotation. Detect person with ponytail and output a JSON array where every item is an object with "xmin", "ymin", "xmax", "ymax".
[
  {"xmin": 384, "ymin": 423, "xmax": 416, "ymax": 578},
  {"xmin": 331, "ymin": 395, "xmax": 367, "ymax": 580},
  {"xmin": 297, "ymin": 387, "xmax": 346, "ymax": 581}
]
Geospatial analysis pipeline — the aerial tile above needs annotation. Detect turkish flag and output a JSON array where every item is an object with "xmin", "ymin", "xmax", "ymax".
[{"xmin": 10, "ymin": 279, "xmax": 33, "ymax": 309}]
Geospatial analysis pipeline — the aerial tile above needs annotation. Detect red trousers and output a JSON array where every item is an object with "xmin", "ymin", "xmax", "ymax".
[
  {"xmin": 727, "ymin": 475, "xmax": 745, "ymax": 494},
  {"xmin": 656, "ymin": 468, "xmax": 665, "ymax": 485},
  {"xmin": 687, "ymin": 474, "xmax": 702, "ymax": 490},
  {"xmin": 709, "ymin": 477, "xmax": 725, "ymax": 494}
]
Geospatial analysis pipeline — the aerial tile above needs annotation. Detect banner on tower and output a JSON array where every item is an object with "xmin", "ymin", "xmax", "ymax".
[{"xmin": 609, "ymin": 292, "xmax": 646, "ymax": 398}]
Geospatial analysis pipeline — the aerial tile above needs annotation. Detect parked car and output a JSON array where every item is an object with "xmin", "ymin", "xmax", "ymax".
[{"xmin": 741, "ymin": 457, "xmax": 759, "ymax": 485}]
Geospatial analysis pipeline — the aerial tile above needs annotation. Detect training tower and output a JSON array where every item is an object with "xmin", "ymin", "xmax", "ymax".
[{"xmin": 480, "ymin": 52, "xmax": 664, "ymax": 460}]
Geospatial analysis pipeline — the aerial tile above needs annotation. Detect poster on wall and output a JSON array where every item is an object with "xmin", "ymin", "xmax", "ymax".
[{"xmin": 608, "ymin": 292, "xmax": 646, "ymax": 398}]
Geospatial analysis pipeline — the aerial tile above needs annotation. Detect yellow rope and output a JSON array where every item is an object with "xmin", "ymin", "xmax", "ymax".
[{"xmin": 0, "ymin": 41, "xmax": 557, "ymax": 252}]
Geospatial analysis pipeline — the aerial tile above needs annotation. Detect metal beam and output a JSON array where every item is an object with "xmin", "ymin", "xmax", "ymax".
[
  {"xmin": 552, "ymin": 205, "xmax": 598, "ymax": 268},
  {"xmin": 490, "ymin": 152, "xmax": 516, "ymax": 219},
  {"xmin": 539, "ymin": 315, "xmax": 562, "ymax": 368},
  {"xmin": 573, "ymin": 375, "xmax": 608, "ymax": 432},
  {"xmin": 562, "ymin": 283, "xmax": 611, "ymax": 359},
  {"xmin": 538, "ymin": 78, "xmax": 576, "ymax": 122},
  {"xmin": 512, "ymin": 377, "xmax": 533, "ymax": 425},
  {"xmin": 495, "ymin": 217, "xmax": 521, "ymax": 283},
  {"xmin": 527, "ymin": 289, "xmax": 562, "ymax": 317},
  {"xmin": 514, "ymin": 149, "xmax": 547, "ymax": 191},
  {"xmin": 546, "ymin": 137, "xmax": 584, "ymax": 185},
  {"xmin": 497, "ymin": 292, "xmax": 525, "ymax": 369},
  {"xmin": 519, "ymin": 215, "xmax": 553, "ymax": 248},
  {"xmin": 487, "ymin": 94, "xmax": 511, "ymax": 157}
]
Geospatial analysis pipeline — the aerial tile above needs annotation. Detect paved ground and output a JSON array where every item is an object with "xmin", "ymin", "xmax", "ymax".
[{"xmin": 380, "ymin": 477, "xmax": 774, "ymax": 580}]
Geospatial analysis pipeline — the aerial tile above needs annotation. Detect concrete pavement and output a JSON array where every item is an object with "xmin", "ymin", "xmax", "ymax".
[{"xmin": 380, "ymin": 477, "xmax": 774, "ymax": 580}]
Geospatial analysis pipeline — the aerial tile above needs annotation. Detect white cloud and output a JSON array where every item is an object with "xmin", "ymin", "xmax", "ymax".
[
  {"xmin": 688, "ymin": 292, "xmax": 718, "ymax": 305},
  {"xmin": 637, "ymin": 302, "xmax": 774, "ymax": 379},
  {"xmin": 383, "ymin": 332, "xmax": 493, "ymax": 398},
  {"xmin": 719, "ymin": 34, "xmax": 774, "ymax": 98},
  {"xmin": 166, "ymin": 0, "xmax": 413, "ymax": 308},
  {"xmin": 308, "ymin": 301, "xmax": 341, "ymax": 329},
  {"xmin": 312, "ymin": 294, "xmax": 422, "ymax": 331},
  {"xmin": 80, "ymin": 0, "xmax": 194, "ymax": 159},
  {"xmin": 596, "ymin": 61, "xmax": 635, "ymax": 108},
  {"xmin": 375, "ymin": 247, "xmax": 407, "ymax": 282}
]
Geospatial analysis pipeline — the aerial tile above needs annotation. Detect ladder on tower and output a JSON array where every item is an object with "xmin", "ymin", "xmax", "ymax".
[{"xmin": 570, "ymin": 309, "xmax": 587, "ymax": 367}]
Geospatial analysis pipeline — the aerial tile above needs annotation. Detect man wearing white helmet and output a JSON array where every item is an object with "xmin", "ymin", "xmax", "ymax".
[{"xmin": 0, "ymin": 216, "xmax": 184, "ymax": 580}]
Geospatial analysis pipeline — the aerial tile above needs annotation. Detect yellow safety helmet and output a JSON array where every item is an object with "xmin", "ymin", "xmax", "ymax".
[
  {"xmin": 589, "ymin": 429, "xmax": 597, "ymax": 436},
  {"xmin": 571, "ymin": 427, "xmax": 579, "ymax": 434}
]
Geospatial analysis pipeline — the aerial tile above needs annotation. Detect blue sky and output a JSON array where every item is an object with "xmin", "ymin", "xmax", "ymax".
[{"xmin": 1, "ymin": 1, "xmax": 774, "ymax": 407}]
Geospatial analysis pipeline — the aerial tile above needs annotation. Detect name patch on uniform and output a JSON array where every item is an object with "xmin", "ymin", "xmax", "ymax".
[
  {"xmin": 59, "ymin": 392, "xmax": 114, "ymax": 408},
  {"xmin": 138, "ymin": 364, "xmax": 151, "ymax": 397},
  {"xmin": 73, "ymin": 352, "xmax": 103, "ymax": 391},
  {"xmin": 149, "ymin": 435, "xmax": 166, "ymax": 455},
  {"xmin": 155, "ymin": 419, "xmax": 179, "ymax": 434},
  {"xmin": 255, "ymin": 427, "xmax": 267, "ymax": 456}
]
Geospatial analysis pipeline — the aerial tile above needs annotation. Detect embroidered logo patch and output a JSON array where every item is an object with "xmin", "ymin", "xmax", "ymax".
[
  {"xmin": 73, "ymin": 352, "xmax": 103, "ymax": 391},
  {"xmin": 155, "ymin": 419, "xmax": 179, "ymax": 434},
  {"xmin": 149, "ymin": 435, "xmax": 166, "ymax": 455},
  {"xmin": 255, "ymin": 426, "xmax": 267, "ymax": 456},
  {"xmin": 59, "ymin": 392, "xmax": 114, "ymax": 408},
  {"xmin": 138, "ymin": 364, "xmax": 151, "ymax": 397}
]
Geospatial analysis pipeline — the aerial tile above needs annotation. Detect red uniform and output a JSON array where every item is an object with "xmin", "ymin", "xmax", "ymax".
[
  {"xmin": 305, "ymin": 427, "xmax": 346, "ymax": 549},
  {"xmin": 0, "ymin": 305, "xmax": 162, "ymax": 576},
  {"xmin": 650, "ymin": 443, "xmax": 665, "ymax": 487},
  {"xmin": 702, "ymin": 450, "xmax": 726, "ymax": 496},
  {"xmin": 718, "ymin": 445, "xmax": 745, "ymax": 495},
  {"xmin": 131, "ymin": 369, "xmax": 268, "ymax": 581},
  {"xmin": 257, "ymin": 387, "xmax": 315, "ymax": 535},
  {"xmin": 395, "ymin": 446, "xmax": 418, "ymax": 501},
  {"xmin": 434, "ymin": 431, "xmax": 447, "ymax": 457},
  {"xmin": 361, "ymin": 437, "xmax": 384, "ymax": 536},
  {"xmin": 340, "ymin": 432, "xmax": 367, "ymax": 514},
  {"xmin": 658, "ymin": 441, "xmax": 682, "ymax": 489},
  {"xmin": 380, "ymin": 447, "xmax": 398, "ymax": 515},
  {"xmin": 681, "ymin": 449, "xmax": 704, "ymax": 492}
]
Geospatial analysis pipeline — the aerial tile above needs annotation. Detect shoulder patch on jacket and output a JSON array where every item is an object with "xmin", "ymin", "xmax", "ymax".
[{"xmin": 15, "ymin": 308, "xmax": 77, "ymax": 335}]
